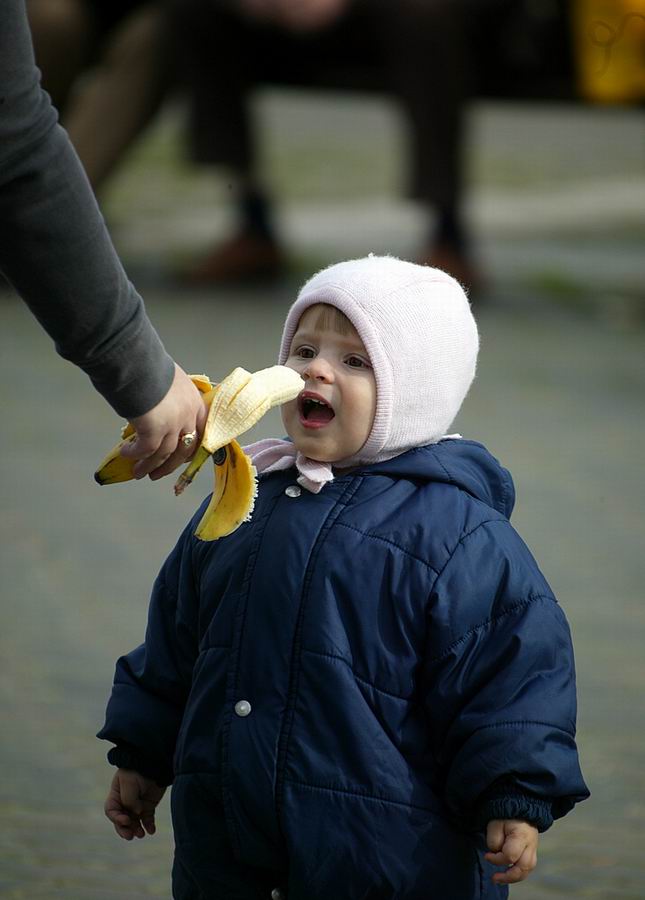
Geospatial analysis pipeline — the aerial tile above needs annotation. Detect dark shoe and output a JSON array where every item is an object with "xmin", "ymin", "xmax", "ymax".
[
  {"xmin": 186, "ymin": 231, "xmax": 285, "ymax": 285},
  {"xmin": 417, "ymin": 243, "xmax": 484, "ymax": 297}
]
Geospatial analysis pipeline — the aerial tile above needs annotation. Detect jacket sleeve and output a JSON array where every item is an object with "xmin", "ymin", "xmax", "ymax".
[
  {"xmin": 97, "ymin": 519, "xmax": 201, "ymax": 784},
  {"xmin": 0, "ymin": 0, "xmax": 174, "ymax": 418},
  {"xmin": 423, "ymin": 518, "xmax": 589, "ymax": 832}
]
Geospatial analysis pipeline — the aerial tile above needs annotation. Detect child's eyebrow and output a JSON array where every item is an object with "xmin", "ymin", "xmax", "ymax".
[
  {"xmin": 290, "ymin": 329, "xmax": 318, "ymax": 343},
  {"xmin": 291, "ymin": 329, "xmax": 327, "ymax": 345},
  {"xmin": 292, "ymin": 329, "xmax": 366, "ymax": 351}
]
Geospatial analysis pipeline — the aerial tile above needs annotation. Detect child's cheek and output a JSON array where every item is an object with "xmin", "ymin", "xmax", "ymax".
[{"xmin": 281, "ymin": 400, "xmax": 297, "ymax": 437}]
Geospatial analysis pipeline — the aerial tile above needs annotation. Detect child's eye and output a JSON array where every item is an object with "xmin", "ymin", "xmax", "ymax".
[
  {"xmin": 346, "ymin": 355, "xmax": 369, "ymax": 369},
  {"xmin": 295, "ymin": 346, "xmax": 316, "ymax": 359}
]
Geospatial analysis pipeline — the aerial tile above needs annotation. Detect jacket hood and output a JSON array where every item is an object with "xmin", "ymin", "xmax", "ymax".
[{"xmin": 356, "ymin": 439, "xmax": 515, "ymax": 518}]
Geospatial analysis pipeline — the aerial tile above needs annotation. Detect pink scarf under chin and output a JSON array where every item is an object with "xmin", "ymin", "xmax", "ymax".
[{"xmin": 243, "ymin": 438, "xmax": 335, "ymax": 494}]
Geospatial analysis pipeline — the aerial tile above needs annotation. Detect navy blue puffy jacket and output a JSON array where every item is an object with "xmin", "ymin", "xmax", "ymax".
[{"xmin": 99, "ymin": 440, "xmax": 589, "ymax": 899}]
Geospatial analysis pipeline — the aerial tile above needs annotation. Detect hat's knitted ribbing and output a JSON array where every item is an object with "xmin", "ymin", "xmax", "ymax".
[{"xmin": 277, "ymin": 255, "xmax": 479, "ymax": 468}]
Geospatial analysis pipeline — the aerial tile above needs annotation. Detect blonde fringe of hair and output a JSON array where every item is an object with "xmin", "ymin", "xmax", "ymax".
[{"xmin": 312, "ymin": 304, "xmax": 354, "ymax": 336}]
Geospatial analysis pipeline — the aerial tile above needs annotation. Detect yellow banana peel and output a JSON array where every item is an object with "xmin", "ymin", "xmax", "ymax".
[
  {"xmin": 94, "ymin": 365, "xmax": 303, "ymax": 541},
  {"xmin": 193, "ymin": 439, "xmax": 258, "ymax": 541}
]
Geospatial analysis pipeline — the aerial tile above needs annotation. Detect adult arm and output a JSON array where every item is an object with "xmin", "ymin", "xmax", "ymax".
[{"xmin": 0, "ymin": 1, "xmax": 204, "ymax": 474}]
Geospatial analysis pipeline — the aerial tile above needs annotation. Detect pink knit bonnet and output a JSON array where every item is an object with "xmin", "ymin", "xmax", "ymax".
[{"xmin": 277, "ymin": 255, "xmax": 479, "ymax": 468}]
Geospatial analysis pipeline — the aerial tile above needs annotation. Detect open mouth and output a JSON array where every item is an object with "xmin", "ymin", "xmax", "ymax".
[{"xmin": 298, "ymin": 392, "xmax": 335, "ymax": 426}]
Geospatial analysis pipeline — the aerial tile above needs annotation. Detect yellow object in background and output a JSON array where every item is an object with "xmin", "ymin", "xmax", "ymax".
[{"xmin": 574, "ymin": 0, "xmax": 645, "ymax": 101}]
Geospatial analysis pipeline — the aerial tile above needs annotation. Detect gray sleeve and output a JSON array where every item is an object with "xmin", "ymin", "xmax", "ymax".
[{"xmin": 0, "ymin": 0, "xmax": 174, "ymax": 418}]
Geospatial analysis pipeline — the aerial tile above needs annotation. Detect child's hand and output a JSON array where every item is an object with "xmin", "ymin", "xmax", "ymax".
[
  {"xmin": 484, "ymin": 819, "xmax": 539, "ymax": 885},
  {"xmin": 104, "ymin": 768, "xmax": 166, "ymax": 840}
]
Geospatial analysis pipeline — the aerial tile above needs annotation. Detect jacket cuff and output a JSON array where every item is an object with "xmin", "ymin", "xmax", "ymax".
[
  {"xmin": 106, "ymin": 744, "xmax": 174, "ymax": 788},
  {"xmin": 475, "ymin": 785, "xmax": 554, "ymax": 833},
  {"xmin": 86, "ymin": 329, "xmax": 175, "ymax": 420}
]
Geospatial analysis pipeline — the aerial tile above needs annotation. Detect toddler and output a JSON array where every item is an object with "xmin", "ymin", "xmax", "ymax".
[{"xmin": 99, "ymin": 256, "xmax": 589, "ymax": 899}]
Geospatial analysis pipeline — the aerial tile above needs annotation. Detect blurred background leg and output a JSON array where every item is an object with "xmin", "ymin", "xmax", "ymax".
[
  {"xmin": 356, "ymin": 0, "xmax": 474, "ymax": 286},
  {"xmin": 26, "ymin": 0, "xmax": 96, "ymax": 111},
  {"xmin": 168, "ymin": 0, "xmax": 284, "ymax": 283},
  {"xmin": 63, "ymin": 3, "xmax": 171, "ymax": 194}
]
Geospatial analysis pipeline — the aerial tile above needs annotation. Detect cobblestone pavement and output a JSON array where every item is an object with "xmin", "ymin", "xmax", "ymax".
[{"xmin": 1, "ymin": 98, "xmax": 644, "ymax": 898}]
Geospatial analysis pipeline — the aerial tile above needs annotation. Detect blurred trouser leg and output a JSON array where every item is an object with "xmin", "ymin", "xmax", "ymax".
[
  {"xmin": 368, "ymin": 0, "xmax": 467, "ymax": 218},
  {"xmin": 166, "ymin": 0, "xmax": 474, "ymax": 283},
  {"xmin": 26, "ymin": 0, "xmax": 95, "ymax": 111},
  {"xmin": 365, "ymin": 0, "xmax": 479, "ymax": 284},
  {"xmin": 168, "ymin": 0, "xmax": 255, "ymax": 172},
  {"xmin": 168, "ymin": 0, "xmax": 467, "ymax": 210},
  {"xmin": 63, "ymin": 4, "xmax": 171, "ymax": 193},
  {"xmin": 167, "ymin": 0, "xmax": 285, "ymax": 281},
  {"xmin": 310, "ymin": 0, "xmax": 476, "ymax": 283}
]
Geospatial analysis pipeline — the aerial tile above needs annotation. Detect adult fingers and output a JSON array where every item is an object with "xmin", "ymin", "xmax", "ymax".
[
  {"xmin": 137, "ymin": 397, "xmax": 207, "ymax": 480},
  {"xmin": 145, "ymin": 433, "xmax": 199, "ymax": 481},
  {"xmin": 123, "ymin": 364, "xmax": 208, "ymax": 479},
  {"xmin": 120, "ymin": 427, "xmax": 165, "ymax": 461},
  {"xmin": 120, "ymin": 426, "xmax": 176, "ymax": 470},
  {"xmin": 130, "ymin": 431, "xmax": 182, "ymax": 479}
]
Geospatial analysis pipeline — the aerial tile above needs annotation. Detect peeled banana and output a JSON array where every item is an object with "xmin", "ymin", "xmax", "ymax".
[{"xmin": 94, "ymin": 365, "xmax": 303, "ymax": 541}]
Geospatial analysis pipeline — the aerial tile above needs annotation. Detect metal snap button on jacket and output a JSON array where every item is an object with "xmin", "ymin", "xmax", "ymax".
[
  {"xmin": 234, "ymin": 700, "xmax": 252, "ymax": 717},
  {"xmin": 270, "ymin": 890, "xmax": 284, "ymax": 900},
  {"xmin": 285, "ymin": 485, "xmax": 301, "ymax": 498}
]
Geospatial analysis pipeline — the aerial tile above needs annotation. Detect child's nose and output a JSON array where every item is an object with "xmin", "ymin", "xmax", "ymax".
[{"xmin": 303, "ymin": 357, "xmax": 334, "ymax": 382}]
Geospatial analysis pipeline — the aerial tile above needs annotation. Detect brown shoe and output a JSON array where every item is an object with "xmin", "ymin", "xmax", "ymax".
[
  {"xmin": 186, "ymin": 231, "xmax": 285, "ymax": 285},
  {"xmin": 417, "ymin": 243, "xmax": 483, "ymax": 296}
]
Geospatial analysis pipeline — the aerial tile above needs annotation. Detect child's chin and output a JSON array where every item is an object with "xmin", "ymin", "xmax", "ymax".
[
  {"xmin": 296, "ymin": 450, "xmax": 334, "ymax": 464},
  {"xmin": 291, "ymin": 436, "xmax": 336, "ymax": 463}
]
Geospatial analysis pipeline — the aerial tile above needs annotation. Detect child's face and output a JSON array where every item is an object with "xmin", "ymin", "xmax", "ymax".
[{"xmin": 281, "ymin": 304, "xmax": 376, "ymax": 463}]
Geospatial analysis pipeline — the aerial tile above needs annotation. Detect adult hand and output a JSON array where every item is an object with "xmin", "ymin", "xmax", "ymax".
[
  {"xmin": 120, "ymin": 363, "xmax": 207, "ymax": 481},
  {"xmin": 485, "ymin": 819, "xmax": 539, "ymax": 885},
  {"xmin": 240, "ymin": 0, "xmax": 349, "ymax": 32}
]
